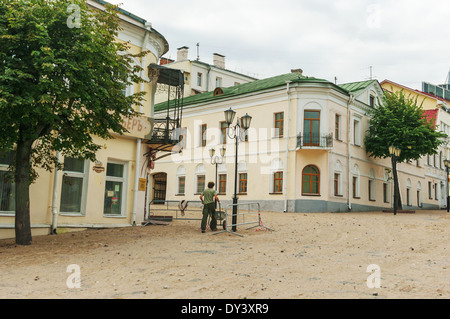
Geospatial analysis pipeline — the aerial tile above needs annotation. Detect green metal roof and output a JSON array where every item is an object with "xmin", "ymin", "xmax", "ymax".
[
  {"xmin": 155, "ymin": 73, "xmax": 344, "ymax": 112},
  {"xmin": 154, "ymin": 73, "xmax": 380, "ymax": 113},
  {"xmin": 338, "ymin": 80, "xmax": 378, "ymax": 94}
]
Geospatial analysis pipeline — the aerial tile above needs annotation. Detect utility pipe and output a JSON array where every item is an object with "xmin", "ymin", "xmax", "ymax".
[
  {"xmin": 132, "ymin": 138, "xmax": 142, "ymax": 226},
  {"xmin": 347, "ymin": 94, "xmax": 355, "ymax": 211},
  {"xmin": 283, "ymin": 81, "xmax": 292, "ymax": 212},
  {"xmin": 51, "ymin": 152, "xmax": 61, "ymax": 234}
]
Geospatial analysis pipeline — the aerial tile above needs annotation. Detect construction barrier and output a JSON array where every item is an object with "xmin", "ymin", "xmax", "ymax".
[
  {"xmin": 213, "ymin": 202, "xmax": 273, "ymax": 237},
  {"xmin": 143, "ymin": 200, "xmax": 224, "ymax": 227}
]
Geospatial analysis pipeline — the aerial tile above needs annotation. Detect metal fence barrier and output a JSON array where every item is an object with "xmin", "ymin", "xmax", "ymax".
[
  {"xmin": 143, "ymin": 200, "xmax": 224, "ymax": 227},
  {"xmin": 213, "ymin": 202, "xmax": 273, "ymax": 237}
]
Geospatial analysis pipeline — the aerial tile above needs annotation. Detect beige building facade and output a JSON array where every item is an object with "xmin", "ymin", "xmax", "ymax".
[{"xmin": 0, "ymin": 0, "xmax": 171, "ymax": 239}]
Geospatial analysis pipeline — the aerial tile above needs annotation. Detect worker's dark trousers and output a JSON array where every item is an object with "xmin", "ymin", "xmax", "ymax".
[{"xmin": 201, "ymin": 202, "xmax": 217, "ymax": 231}]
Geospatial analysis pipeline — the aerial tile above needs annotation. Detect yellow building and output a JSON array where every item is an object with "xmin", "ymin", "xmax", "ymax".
[
  {"xmin": 148, "ymin": 71, "xmax": 447, "ymax": 214},
  {"xmin": 0, "ymin": 0, "xmax": 179, "ymax": 239}
]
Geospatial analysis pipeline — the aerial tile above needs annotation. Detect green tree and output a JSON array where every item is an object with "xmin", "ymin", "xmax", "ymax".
[
  {"xmin": 0, "ymin": 0, "xmax": 146, "ymax": 245},
  {"xmin": 364, "ymin": 88, "xmax": 447, "ymax": 210}
]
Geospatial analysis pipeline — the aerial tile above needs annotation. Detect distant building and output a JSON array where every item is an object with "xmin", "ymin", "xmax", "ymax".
[{"xmin": 154, "ymin": 46, "xmax": 258, "ymax": 104}]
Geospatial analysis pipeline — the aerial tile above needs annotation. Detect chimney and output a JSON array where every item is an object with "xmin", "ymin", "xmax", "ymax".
[
  {"xmin": 213, "ymin": 53, "xmax": 226, "ymax": 69},
  {"xmin": 291, "ymin": 68, "xmax": 303, "ymax": 75},
  {"xmin": 177, "ymin": 46, "xmax": 189, "ymax": 61}
]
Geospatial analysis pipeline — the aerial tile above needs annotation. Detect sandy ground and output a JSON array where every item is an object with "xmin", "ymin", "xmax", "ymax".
[{"xmin": 0, "ymin": 209, "xmax": 449, "ymax": 299}]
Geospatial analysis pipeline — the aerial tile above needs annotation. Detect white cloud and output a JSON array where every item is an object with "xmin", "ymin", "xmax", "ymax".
[{"xmin": 116, "ymin": 0, "xmax": 450, "ymax": 89}]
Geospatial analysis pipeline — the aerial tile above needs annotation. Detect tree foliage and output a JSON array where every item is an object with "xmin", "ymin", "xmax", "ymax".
[
  {"xmin": 364, "ymin": 88, "xmax": 447, "ymax": 163},
  {"xmin": 0, "ymin": 0, "xmax": 147, "ymax": 244}
]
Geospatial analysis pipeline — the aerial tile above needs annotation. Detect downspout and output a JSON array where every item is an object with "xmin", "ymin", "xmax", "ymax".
[
  {"xmin": 51, "ymin": 152, "xmax": 61, "ymax": 234},
  {"xmin": 347, "ymin": 94, "xmax": 355, "ymax": 211},
  {"xmin": 132, "ymin": 138, "xmax": 141, "ymax": 226},
  {"xmin": 284, "ymin": 81, "xmax": 292, "ymax": 212},
  {"xmin": 132, "ymin": 23, "xmax": 150, "ymax": 226},
  {"xmin": 206, "ymin": 65, "xmax": 212, "ymax": 92}
]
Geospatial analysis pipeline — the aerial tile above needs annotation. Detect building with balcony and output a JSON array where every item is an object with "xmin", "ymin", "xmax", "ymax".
[
  {"xmin": 0, "ymin": 0, "xmax": 178, "ymax": 239},
  {"xmin": 149, "ymin": 68, "xmax": 448, "ymax": 213}
]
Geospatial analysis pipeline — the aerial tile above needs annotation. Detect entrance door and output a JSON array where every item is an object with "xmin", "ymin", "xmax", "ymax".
[{"xmin": 153, "ymin": 173, "xmax": 167, "ymax": 203}]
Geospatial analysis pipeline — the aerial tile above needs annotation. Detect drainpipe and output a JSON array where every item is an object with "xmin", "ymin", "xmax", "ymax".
[
  {"xmin": 206, "ymin": 65, "xmax": 212, "ymax": 91},
  {"xmin": 347, "ymin": 94, "xmax": 355, "ymax": 211},
  {"xmin": 132, "ymin": 138, "xmax": 141, "ymax": 226},
  {"xmin": 51, "ymin": 152, "xmax": 61, "ymax": 234},
  {"xmin": 284, "ymin": 81, "xmax": 292, "ymax": 212}
]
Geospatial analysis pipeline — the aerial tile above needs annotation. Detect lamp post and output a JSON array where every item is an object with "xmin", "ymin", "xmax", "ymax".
[
  {"xmin": 444, "ymin": 159, "xmax": 450, "ymax": 213},
  {"xmin": 389, "ymin": 146, "xmax": 402, "ymax": 215},
  {"xmin": 209, "ymin": 146, "xmax": 226, "ymax": 191},
  {"xmin": 224, "ymin": 108, "xmax": 252, "ymax": 232}
]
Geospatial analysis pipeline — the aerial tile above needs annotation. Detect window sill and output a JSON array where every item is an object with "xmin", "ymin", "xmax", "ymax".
[
  {"xmin": 302, "ymin": 193, "xmax": 321, "ymax": 197},
  {"xmin": 334, "ymin": 194, "xmax": 343, "ymax": 197},
  {"xmin": 175, "ymin": 194, "xmax": 185, "ymax": 196},
  {"xmin": 353, "ymin": 197, "xmax": 361, "ymax": 199},
  {"xmin": 238, "ymin": 193, "xmax": 247, "ymax": 195},
  {"xmin": 103, "ymin": 215, "xmax": 127, "ymax": 218},
  {"xmin": 269, "ymin": 192, "xmax": 283, "ymax": 195}
]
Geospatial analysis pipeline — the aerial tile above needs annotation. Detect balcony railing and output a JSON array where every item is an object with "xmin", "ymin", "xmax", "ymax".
[
  {"xmin": 297, "ymin": 133, "xmax": 333, "ymax": 149},
  {"xmin": 149, "ymin": 117, "xmax": 180, "ymax": 145}
]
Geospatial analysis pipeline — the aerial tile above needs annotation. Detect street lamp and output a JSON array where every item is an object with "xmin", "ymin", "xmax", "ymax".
[
  {"xmin": 224, "ymin": 108, "xmax": 252, "ymax": 232},
  {"xmin": 389, "ymin": 146, "xmax": 402, "ymax": 215},
  {"xmin": 444, "ymin": 159, "xmax": 450, "ymax": 213},
  {"xmin": 209, "ymin": 146, "xmax": 226, "ymax": 191}
]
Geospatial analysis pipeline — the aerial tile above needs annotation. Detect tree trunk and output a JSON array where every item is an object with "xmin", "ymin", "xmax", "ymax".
[
  {"xmin": 15, "ymin": 139, "xmax": 33, "ymax": 245},
  {"xmin": 391, "ymin": 156, "xmax": 403, "ymax": 214}
]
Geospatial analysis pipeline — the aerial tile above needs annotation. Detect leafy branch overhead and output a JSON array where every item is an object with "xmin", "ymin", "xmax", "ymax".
[
  {"xmin": 0, "ymin": 0, "xmax": 148, "ymax": 180},
  {"xmin": 364, "ymin": 88, "xmax": 447, "ymax": 163}
]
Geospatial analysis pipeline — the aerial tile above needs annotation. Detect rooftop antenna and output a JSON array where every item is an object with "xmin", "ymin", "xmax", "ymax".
[{"xmin": 196, "ymin": 43, "xmax": 200, "ymax": 61}]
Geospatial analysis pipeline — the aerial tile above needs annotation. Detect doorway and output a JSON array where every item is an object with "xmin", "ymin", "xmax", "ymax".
[{"xmin": 152, "ymin": 173, "xmax": 167, "ymax": 203}]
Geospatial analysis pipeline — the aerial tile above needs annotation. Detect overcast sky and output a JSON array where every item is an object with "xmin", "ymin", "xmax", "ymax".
[{"xmin": 114, "ymin": 0, "xmax": 450, "ymax": 90}]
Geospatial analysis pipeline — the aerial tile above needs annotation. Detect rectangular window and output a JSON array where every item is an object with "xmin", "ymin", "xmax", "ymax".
[
  {"xmin": 428, "ymin": 182, "xmax": 432, "ymax": 199},
  {"xmin": 335, "ymin": 114, "xmax": 341, "ymax": 140},
  {"xmin": 60, "ymin": 157, "xmax": 88, "ymax": 215},
  {"xmin": 274, "ymin": 112, "xmax": 284, "ymax": 137},
  {"xmin": 239, "ymin": 173, "xmax": 248, "ymax": 194},
  {"xmin": 197, "ymin": 73, "xmax": 202, "ymax": 87},
  {"xmin": 201, "ymin": 124, "xmax": 207, "ymax": 147},
  {"xmin": 354, "ymin": 119, "xmax": 361, "ymax": 146},
  {"xmin": 104, "ymin": 162, "xmax": 126, "ymax": 216},
  {"xmin": 303, "ymin": 110, "xmax": 320, "ymax": 146},
  {"xmin": 178, "ymin": 176, "xmax": 185, "ymax": 195},
  {"xmin": 383, "ymin": 183, "xmax": 389, "ymax": 203},
  {"xmin": 197, "ymin": 175, "xmax": 205, "ymax": 193},
  {"xmin": 370, "ymin": 95, "xmax": 375, "ymax": 107},
  {"xmin": 220, "ymin": 121, "xmax": 228, "ymax": 144},
  {"xmin": 353, "ymin": 176, "xmax": 359, "ymax": 199},
  {"xmin": 334, "ymin": 173, "xmax": 340, "ymax": 196},
  {"xmin": 0, "ymin": 151, "xmax": 15, "ymax": 213},
  {"xmin": 407, "ymin": 188, "xmax": 411, "ymax": 206},
  {"xmin": 434, "ymin": 183, "xmax": 438, "ymax": 200},
  {"xmin": 273, "ymin": 172, "xmax": 283, "ymax": 193},
  {"xmin": 218, "ymin": 174, "xmax": 227, "ymax": 194},
  {"xmin": 369, "ymin": 179, "xmax": 375, "ymax": 201},
  {"xmin": 215, "ymin": 77, "xmax": 222, "ymax": 88}
]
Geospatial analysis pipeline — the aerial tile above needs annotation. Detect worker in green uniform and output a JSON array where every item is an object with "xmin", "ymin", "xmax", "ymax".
[{"xmin": 199, "ymin": 181, "xmax": 220, "ymax": 233}]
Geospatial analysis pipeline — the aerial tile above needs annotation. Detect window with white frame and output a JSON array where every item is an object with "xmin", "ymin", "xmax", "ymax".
[
  {"xmin": 383, "ymin": 173, "xmax": 390, "ymax": 203},
  {"xmin": 104, "ymin": 161, "xmax": 128, "ymax": 216},
  {"xmin": 195, "ymin": 164, "xmax": 206, "ymax": 194},
  {"xmin": 353, "ymin": 118, "xmax": 361, "ymax": 146},
  {"xmin": 176, "ymin": 166, "xmax": 186, "ymax": 195},
  {"xmin": 270, "ymin": 159, "xmax": 284, "ymax": 194},
  {"xmin": 334, "ymin": 161, "xmax": 343, "ymax": 196},
  {"xmin": 60, "ymin": 157, "xmax": 89, "ymax": 215},
  {"xmin": 368, "ymin": 169, "xmax": 375, "ymax": 201},
  {"xmin": 352, "ymin": 164, "xmax": 360, "ymax": 199},
  {"xmin": 417, "ymin": 182, "xmax": 422, "ymax": 207},
  {"xmin": 0, "ymin": 151, "xmax": 15, "ymax": 214}
]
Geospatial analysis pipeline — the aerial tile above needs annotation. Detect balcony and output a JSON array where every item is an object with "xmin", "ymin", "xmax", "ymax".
[{"xmin": 297, "ymin": 133, "xmax": 333, "ymax": 149}]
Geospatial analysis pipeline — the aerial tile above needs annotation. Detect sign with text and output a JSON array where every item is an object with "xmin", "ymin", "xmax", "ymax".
[{"xmin": 120, "ymin": 115, "xmax": 154, "ymax": 140}]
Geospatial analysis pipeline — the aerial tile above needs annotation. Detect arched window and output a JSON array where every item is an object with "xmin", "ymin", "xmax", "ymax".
[{"xmin": 302, "ymin": 165, "xmax": 320, "ymax": 195}]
